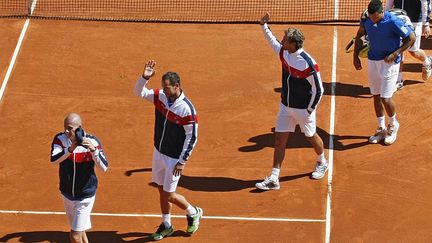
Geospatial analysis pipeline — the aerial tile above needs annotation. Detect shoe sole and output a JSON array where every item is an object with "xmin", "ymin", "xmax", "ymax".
[
  {"xmin": 311, "ymin": 174, "xmax": 326, "ymax": 179},
  {"xmin": 369, "ymin": 135, "xmax": 385, "ymax": 144},
  {"xmin": 368, "ymin": 138, "xmax": 383, "ymax": 144},
  {"xmin": 151, "ymin": 230, "xmax": 174, "ymax": 241},
  {"xmin": 311, "ymin": 172, "xmax": 327, "ymax": 180},
  {"xmin": 255, "ymin": 184, "xmax": 280, "ymax": 190}
]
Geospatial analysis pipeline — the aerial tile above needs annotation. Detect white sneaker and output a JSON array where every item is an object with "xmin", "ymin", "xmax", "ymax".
[
  {"xmin": 422, "ymin": 56, "xmax": 432, "ymax": 81},
  {"xmin": 311, "ymin": 160, "xmax": 328, "ymax": 179},
  {"xmin": 384, "ymin": 122, "xmax": 400, "ymax": 145},
  {"xmin": 396, "ymin": 80, "xmax": 404, "ymax": 90},
  {"xmin": 255, "ymin": 176, "xmax": 280, "ymax": 190},
  {"xmin": 369, "ymin": 127, "xmax": 387, "ymax": 144}
]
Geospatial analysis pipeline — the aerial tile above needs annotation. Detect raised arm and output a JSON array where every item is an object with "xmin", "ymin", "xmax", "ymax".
[
  {"xmin": 384, "ymin": 0, "xmax": 394, "ymax": 11},
  {"xmin": 86, "ymin": 136, "xmax": 108, "ymax": 172},
  {"xmin": 133, "ymin": 60, "xmax": 157, "ymax": 102},
  {"xmin": 50, "ymin": 135, "xmax": 72, "ymax": 165},
  {"xmin": 260, "ymin": 12, "xmax": 282, "ymax": 54}
]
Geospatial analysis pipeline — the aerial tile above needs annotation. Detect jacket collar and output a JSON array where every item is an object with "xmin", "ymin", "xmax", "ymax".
[
  {"xmin": 168, "ymin": 90, "xmax": 185, "ymax": 109},
  {"xmin": 289, "ymin": 48, "xmax": 304, "ymax": 56}
]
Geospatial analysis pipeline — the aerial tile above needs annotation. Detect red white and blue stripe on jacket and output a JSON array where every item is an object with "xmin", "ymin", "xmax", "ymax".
[
  {"xmin": 262, "ymin": 24, "xmax": 323, "ymax": 112},
  {"xmin": 50, "ymin": 132, "xmax": 108, "ymax": 201},
  {"xmin": 134, "ymin": 77, "xmax": 198, "ymax": 164}
]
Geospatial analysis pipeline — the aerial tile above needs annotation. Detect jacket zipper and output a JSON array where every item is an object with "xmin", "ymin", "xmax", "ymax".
[
  {"xmin": 286, "ymin": 55, "xmax": 291, "ymax": 106},
  {"xmin": 159, "ymin": 108, "xmax": 170, "ymax": 151},
  {"xmin": 72, "ymin": 151, "xmax": 76, "ymax": 198}
]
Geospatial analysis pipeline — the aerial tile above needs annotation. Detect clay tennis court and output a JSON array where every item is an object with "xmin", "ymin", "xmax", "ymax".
[{"xmin": 1, "ymin": 2, "xmax": 432, "ymax": 242}]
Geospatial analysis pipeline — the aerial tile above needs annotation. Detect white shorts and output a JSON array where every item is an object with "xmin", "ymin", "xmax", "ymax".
[
  {"xmin": 275, "ymin": 103, "xmax": 316, "ymax": 137},
  {"xmin": 152, "ymin": 148, "xmax": 181, "ymax": 192},
  {"xmin": 62, "ymin": 195, "xmax": 95, "ymax": 231},
  {"xmin": 367, "ymin": 59, "xmax": 399, "ymax": 98},
  {"xmin": 408, "ymin": 22, "xmax": 422, "ymax": 52}
]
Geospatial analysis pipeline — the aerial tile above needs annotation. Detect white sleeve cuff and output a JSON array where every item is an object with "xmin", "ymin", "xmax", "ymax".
[{"xmin": 178, "ymin": 159, "xmax": 186, "ymax": 165}]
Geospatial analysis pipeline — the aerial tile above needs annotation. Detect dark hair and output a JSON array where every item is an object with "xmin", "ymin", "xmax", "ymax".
[
  {"xmin": 284, "ymin": 28, "xmax": 305, "ymax": 49},
  {"xmin": 162, "ymin": 72, "xmax": 180, "ymax": 86},
  {"xmin": 368, "ymin": 0, "xmax": 383, "ymax": 15}
]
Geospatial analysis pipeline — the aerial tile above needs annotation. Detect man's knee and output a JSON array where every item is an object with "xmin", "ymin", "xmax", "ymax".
[
  {"xmin": 305, "ymin": 132, "xmax": 315, "ymax": 140},
  {"xmin": 305, "ymin": 133, "xmax": 321, "ymax": 143},
  {"xmin": 70, "ymin": 230, "xmax": 83, "ymax": 243},
  {"xmin": 380, "ymin": 97, "xmax": 392, "ymax": 104},
  {"xmin": 160, "ymin": 190, "xmax": 175, "ymax": 202},
  {"xmin": 165, "ymin": 192, "xmax": 177, "ymax": 203},
  {"xmin": 373, "ymin": 95, "xmax": 381, "ymax": 102},
  {"xmin": 274, "ymin": 132, "xmax": 288, "ymax": 148}
]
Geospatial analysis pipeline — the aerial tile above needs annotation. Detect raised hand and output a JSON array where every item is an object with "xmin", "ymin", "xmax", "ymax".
[
  {"xmin": 142, "ymin": 60, "xmax": 156, "ymax": 79},
  {"xmin": 81, "ymin": 138, "xmax": 96, "ymax": 152},
  {"xmin": 260, "ymin": 12, "xmax": 270, "ymax": 25}
]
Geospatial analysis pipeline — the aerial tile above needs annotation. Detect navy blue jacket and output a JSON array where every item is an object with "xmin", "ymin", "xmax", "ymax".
[
  {"xmin": 261, "ymin": 24, "xmax": 323, "ymax": 112},
  {"xmin": 134, "ymin": 77, "xmax": 198, "ymax": 164},
  {"xmin": 51, "ymin": 132, "xmax": 108, "ymax": 200}
]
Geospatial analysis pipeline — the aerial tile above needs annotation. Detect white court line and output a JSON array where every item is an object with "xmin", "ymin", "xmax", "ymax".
[
  {"xmin": 0, "ymin": 210, "xmax": 325, "ymax": 223},
  {"xmin": 324, "ymin": 20, "xmax": 339, "ymax": 243},
  {"xmin": 0, "ymin": 20, "xmax": 30, "ymax": 102},
  {"xmin": 0, "ymin": 0, "xmax": 38, "ymax": 103}
]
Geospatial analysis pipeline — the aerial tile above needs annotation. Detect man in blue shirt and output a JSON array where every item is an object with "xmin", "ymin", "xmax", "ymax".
[
  {"xmin": 353, "ymin": 0, "xmax": 415, "ymax": 145},
  {"xmin": 385, "ymin": 0, "xmax": 431, "ymax": 88}
]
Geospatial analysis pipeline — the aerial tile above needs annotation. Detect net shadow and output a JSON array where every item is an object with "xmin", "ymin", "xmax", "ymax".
[
  {"xmin": 238, "ymin": 127, "xmax": 370, "ymax": 152},
  {"xmin": 274, "ymin": 81, "xmax": 371, "ymax": 98},
  {"xmin": 125, "ymin": 169, "xmax": 310, "ymax": 192},
  {"xmin": 420, "ymin": 36, "xmax": 432, "ymax": 50},
  {"xmin": 0, "ymin": 231, "xmax": 160, "ymax": 243},
  {"xmin": 401, "ymin": 63, "xmax": 425, "ymax": 74}
]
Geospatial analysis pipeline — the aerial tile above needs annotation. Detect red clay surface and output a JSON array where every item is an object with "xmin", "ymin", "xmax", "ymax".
[
  {"xmin": 0, "ymin": 19, "xmax": 25, "ymax": 87},
  {"xmin": 0, "ymin": 19, "xmax": 431, "ymax": 242}
]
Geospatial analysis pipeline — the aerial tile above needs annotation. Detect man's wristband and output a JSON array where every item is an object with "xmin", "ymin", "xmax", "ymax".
[{"xmin": 68, "ymin": 147, "xmax": 73, "ymax": 153}]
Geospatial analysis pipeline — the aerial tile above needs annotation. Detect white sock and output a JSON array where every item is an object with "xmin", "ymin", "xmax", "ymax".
[
  {"xmin": 186, "ymin": 205, "xmax": 197, "ymax": 216},
  {"xmin": 389, "ymin": 114, "xmax": 397, "ymax": 126},
  {"xmin": 317, "ymin": 153, "xmax": 326, "ymax": 164},
  {"xmin": 424, "ymin": 56, "xmax": 431, "ymax": 66},
  {"xmin": 162, "ymin": 214, "xmax": 171, "ymax": 228},
  {"xmin": 377, "ymin": 116, "xmax": 386, "ymax": 129},
  {"xmin": 270, "ymin": 168, "xmax": 280, "ymax": 180}
]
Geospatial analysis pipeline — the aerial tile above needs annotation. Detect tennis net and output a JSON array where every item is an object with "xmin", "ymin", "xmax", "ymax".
[{"xmin": 1, "ymin": 0, "xmax": 374, "ymax": 23}]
